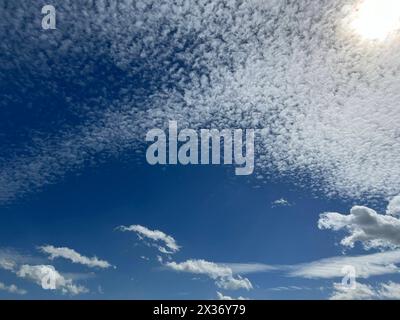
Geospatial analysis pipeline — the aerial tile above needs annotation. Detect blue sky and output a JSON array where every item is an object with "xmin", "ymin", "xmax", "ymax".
[
  {"xmin": 1, "ymin": 0, "xmax": 400, "ymax": 300},
  {"xmin": 0, "ymin": 160, "xmax": 361, "ymax": 299}
]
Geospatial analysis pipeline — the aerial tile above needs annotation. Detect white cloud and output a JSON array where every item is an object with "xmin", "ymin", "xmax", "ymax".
[
  {"xmin": 165, "ymin": 259, "xmax": 253, "ymax": 291},
  {"xmin": 319, "ymin": 204, "xmax": 400, "ymax": 250},
  {"xmin": 39, "ymin": 245, "xmax": 113, "ymax": 269},
  {"xmin": 0, "ymin": 248, "xmax": 88, "ymax": 295},
  {"xmin": 0, "ymin": 257, "xmax": 16, "ymax": 271},
  {"xmin": 330, "ymin": 282, "xmax": 376, "ymax": 300},
  {"xmin": 287, "ymin": 251, "xmax": 400, "ymax": 279},
  {"xmin": 387, "ymin": 195, "xmax": 400, "ymax": 217},
  {"xmin": 17, "ymin": 264, "xmax": 88, "ymax": 295},
  {"xmin": 225, "ymin": 263, "xmax": 278, "ymax": 274},
  {"xmin": 0, "ymin": 282, "xmax": 27, "ymax": 295},
  {"xmin": 271, "ymin": 198, "xmax": 291, "ymax": 207},
  {"xmin": 221, "ymin": 263, "xmax": 288, "ymax": 276},
  {"xmin": 2, "ymin": 0, "xmax": 400, "ymax": 203},
  {"xmin": 118, "ymin": 225, "xmax": 180, "ymax": 254},
  {"xmin": 216, "ymin": 275, "xmax": 253, "ymax": 291},
  {"xmin": 269, "ymin": 286, "xmax": 311, "ymax": 292},
  {"xmin": 0, "ymin": 248, "xmax": 41, "ymax": 272},
  {"xmin": 216, "ymin": 291, "xmax": 248, "ymax": 300},
  {"xmin": 330, "ymin": 281, "xmax": 400, "ymax": 300},
  {"xmin": 225, "ymin": 250, "xmax": 400, "ymax": 280},
  {"xmin": 191, "ymin": 199, "xmax": 400, "ymax": 284},
  {"xmin": 377, "ymin": 281, "xmax": 400, "ymax": 299}
]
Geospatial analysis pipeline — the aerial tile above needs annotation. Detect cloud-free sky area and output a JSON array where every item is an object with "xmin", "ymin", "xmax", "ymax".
[{"xmin": 1, "ymin": 0, "xmax": 400, "ymax": 300}]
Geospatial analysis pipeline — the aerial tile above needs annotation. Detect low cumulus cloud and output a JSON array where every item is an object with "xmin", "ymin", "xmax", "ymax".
[
  {"xmin": 127, "ymin": 228, "xmax": 255, "ymax": 291},
  {"xmin": 165, "ymin": 259, "xmax": 253, "ymax": 291},
  {"xmin": 216, "ymin": 291, "xmax": 249, "ymax": 300},
  {"xmin": 330, "ymin": 281, "xmax": 400, "ymax": 300},
  {"xmin": 39, "ymin": 245, "xmax": 113, "ymax": 269},
  {"xmin": 0, "ymin": 282, "xmax": 27, "ymax": 295},
  {"xmin": 318, "ymin": 196, "xmax": 400, "ymax": 250},
  {"xmin": 387, "ymin": 195, "xmax": 400, "ymax": 217},
  {"xmin": 271, "ymin": 198, "xmax": 292, "ymax": 207},
  {"xmin": 0, "ymin": 248, "xmax": 88, "ymax": 295},
  {"xmin": 17, "ymin": 264, "xmax": 88, "ymax": 295},
  {"xmin": 118, "ymin": 224, "xmax": 180, "ymax": 254}
]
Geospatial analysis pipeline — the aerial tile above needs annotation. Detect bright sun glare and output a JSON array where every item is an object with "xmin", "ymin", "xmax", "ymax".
[{"xmin": 351, "ymin": 0, "xmax": 400, "ymax": 40}]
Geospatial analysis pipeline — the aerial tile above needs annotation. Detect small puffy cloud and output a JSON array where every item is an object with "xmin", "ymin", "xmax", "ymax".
[
  {"xmin": 318, "ymin": 205, "xmax": 400, "ymax": 250},
  {"xmin": 165, "ymin": 259, "xmax": 253, "ymax": 291},
  {"xmin": 216, "ymin": 292, "xmax": 248, "ymax": 300},
  {"xmin": 330, "ymin": 281, "xmax": 400, "ymax": 300},
  {"xmin": 330, "ymin": 282, "xmax": 376, "ymax": 300},
  {"xmin": 0, "ymin": 257, "xmax": 16, "ymax": 271},
  {"xmin": 17, "ymin": 264, "xmax": 88, "ymax": 295},
  {"xmin": 118, "ymin": 225, "xmax": 180, "ymax": 254},
  {"xmin": 0, "ymin": 282, "xmax": 27, "ymax": 295},
  {"xmin": 387, "ymin": 195, "xmax": 400, "ymax": 217},
  {"xmin": 216, "ymin": 275, "xmax": 253, "ymax": 291},
  {"xmin": 39, "ymin": 245, "xmax": 113, "ymax": 269},
  {"xmin": 271, "ymin": 198, "xmax": 291, "ymax": 207}
]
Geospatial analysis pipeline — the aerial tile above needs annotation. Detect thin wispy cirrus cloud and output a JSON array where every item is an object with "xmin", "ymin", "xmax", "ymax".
[
  {"xmin": 117, "ymin": 224, "xmax": 180, "ymax": 254},
  {"xmin": 268, "ymin": 286, "xmax": 312, "ymax": 292},
  {"xmin": 225, "ymin": 249, "xmax": 400, "ymax": 280},
  {"xmin": 1, "ymin": 0, "xmax": 400, "ymax": 204},
  {"xmin": 39, "ymin": 245, "xmax": 113, "ymax": 269},
  {"xmin": 287, "ymin": 250, "xmax": 400, "ymax": 280}
]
